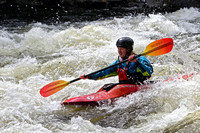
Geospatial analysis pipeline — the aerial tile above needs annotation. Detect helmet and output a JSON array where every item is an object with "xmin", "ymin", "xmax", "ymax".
[{"xmin": 116, "ymin": 37, "xmax": 134, "ymax": 51}]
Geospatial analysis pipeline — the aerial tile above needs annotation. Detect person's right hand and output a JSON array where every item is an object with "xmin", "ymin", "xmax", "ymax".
[
  {"xmin": 80, "ymin": 74, "xmax": 88, "ymax": 79},
  {"xmin": 128, "ymin": 54, "xmax": 137, "ymax": 62}
]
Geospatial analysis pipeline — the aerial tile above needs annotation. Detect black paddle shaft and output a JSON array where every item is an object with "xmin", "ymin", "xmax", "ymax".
[
  {"xmin": 85, "ymin": 54, "xmax": 141, "ymax": 77},
  {"xmin": 69, "ymin": 54, "xmax": 141, "ymax": 84}
]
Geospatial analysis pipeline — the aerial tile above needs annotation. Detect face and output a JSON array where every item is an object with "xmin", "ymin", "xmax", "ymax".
[{"xmin": 117, "ymin": 47, "xmax": 128, "ymax": 58}]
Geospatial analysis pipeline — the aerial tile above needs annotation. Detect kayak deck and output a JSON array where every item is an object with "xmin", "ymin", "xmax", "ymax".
[{"xmin": 62, "ymin": 84, "xmax": 149, "ymax": 106}]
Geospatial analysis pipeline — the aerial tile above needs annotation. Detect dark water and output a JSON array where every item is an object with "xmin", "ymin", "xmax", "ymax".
[{"xmin": 0, "ymin": 3, "xmax": 179, "ymax": 27}]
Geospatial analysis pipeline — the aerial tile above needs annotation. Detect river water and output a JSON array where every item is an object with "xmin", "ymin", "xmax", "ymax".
[{"xmin": 0, "ymin": 7, "xmax": 200, "ymax": 133}]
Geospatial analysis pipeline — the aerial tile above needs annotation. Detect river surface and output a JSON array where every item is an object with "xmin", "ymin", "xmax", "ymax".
[{"xmin": 0, "ymin": 7, "xmax": 200, "ymax": 133}]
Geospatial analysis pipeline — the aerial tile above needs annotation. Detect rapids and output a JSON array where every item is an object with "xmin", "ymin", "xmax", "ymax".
[{"xmin": 0, "ymin": 7, "xmax": 200, "ymax": 132}]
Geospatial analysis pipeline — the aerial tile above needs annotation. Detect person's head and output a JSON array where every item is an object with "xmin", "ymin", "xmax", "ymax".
[{"xmin": 116, "ymin": 37, "xmax": 134, "ymax": 58}]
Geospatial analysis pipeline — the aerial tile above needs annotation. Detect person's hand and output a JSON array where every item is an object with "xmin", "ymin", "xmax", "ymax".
[
  {"xmin": 128, "ymin": 54, "xmax": 137, "ymax": 62},
  {"xmin": 80, "ymin": 74, "xmax": 88, "ymax": 79}
]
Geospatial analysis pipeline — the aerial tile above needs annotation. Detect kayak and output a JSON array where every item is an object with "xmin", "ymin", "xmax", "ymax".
[
  {"xmin": 62, "ymin": 83, "xmax": 149, "ymax": 106},
  {"xmin": 62, "ymin": 73, "xmax": 196, "ymax": 106}
]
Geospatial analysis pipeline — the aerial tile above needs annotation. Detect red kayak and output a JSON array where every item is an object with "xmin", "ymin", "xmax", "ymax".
[
  {"xmin": 62, "ymin": 83, "xmax": 149, "ymax": 106},
  {"xmin": 62, "ymin": 73, "xmax": 196, "ymax": 106}
]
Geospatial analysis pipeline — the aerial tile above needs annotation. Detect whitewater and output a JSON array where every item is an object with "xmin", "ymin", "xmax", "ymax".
[{"xmin": 0, "ymin": 7, "xmax": 200, "ymax": 133}]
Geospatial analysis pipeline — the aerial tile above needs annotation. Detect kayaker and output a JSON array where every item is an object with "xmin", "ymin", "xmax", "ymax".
[{"xmin": 80, "ymin": 37, "xmax": 153, "ymax": 90}]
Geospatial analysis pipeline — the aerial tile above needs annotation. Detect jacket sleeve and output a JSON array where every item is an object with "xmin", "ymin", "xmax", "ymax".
[
  {"xmin": 135, "ymin": 56, "xmax": 153, "ymax": 76},
  {"xmin": 88, "ymin": 61, "xmax": 119, "ymax": 80}
]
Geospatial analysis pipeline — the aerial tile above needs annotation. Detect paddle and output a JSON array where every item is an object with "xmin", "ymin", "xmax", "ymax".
[{"xmin": 40, "ymin": 38, "xmax": 173, "ymax": 97}]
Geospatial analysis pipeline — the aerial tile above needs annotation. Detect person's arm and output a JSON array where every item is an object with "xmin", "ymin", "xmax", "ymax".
[
  {"xmin": 136, "ymin": 56, "xmax": 153, "ymax": 76},
  {"xmin": 128, "ymin": 55, "xmax": 153, "ymax": 76},
  {"xmin": 79, "ymin": 60, "xmax": 119, "ymax": 80}
]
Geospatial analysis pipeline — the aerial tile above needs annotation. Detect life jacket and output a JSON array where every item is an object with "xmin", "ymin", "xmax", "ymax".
[
  {"xmin": 117, "ymin": 62, "xmax": 151, "ymax": 84},
  {"xmin": 117, "ymin": 56, "xmax": 152, "ymax": 84},
  {"xmin": 117, "ymin": 67, "xmax": 129, "ymax": 83}
]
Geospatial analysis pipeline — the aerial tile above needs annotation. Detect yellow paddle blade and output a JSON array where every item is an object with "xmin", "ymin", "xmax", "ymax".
[
  {"xmin": 40, "ymin": 80, "xmax": 70, "ymax": 97},
  {"xmin": 142, "ymin": 38, "xmax": 173, "ymax": 56}
]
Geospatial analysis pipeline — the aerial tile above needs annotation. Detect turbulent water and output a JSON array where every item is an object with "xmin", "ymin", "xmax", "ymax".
[{"xmin": 0, "ymin": 7, "xmax": 200, "ymax": 133}]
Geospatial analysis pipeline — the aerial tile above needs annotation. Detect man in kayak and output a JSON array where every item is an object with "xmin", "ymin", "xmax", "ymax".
[{"xmin": 80, "ymin": 37, "xmax": 153, "ymax": 90}]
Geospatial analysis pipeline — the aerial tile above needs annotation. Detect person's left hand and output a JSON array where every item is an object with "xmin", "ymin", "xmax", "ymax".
[
  {"xmin": 80, "ymin": 74, "xmax": 88, "ymax": 79},
  {"xmin": 128, "ymin": 54, "xmax": 137, "ymax": 62}
]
